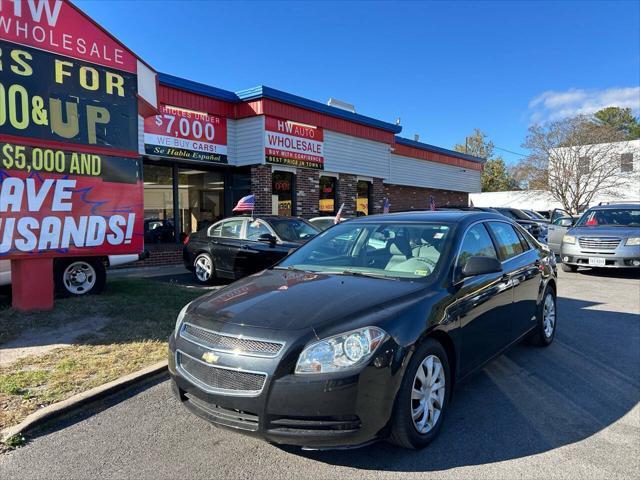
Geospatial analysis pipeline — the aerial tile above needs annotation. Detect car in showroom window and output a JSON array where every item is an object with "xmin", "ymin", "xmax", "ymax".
[{"xmin": 169, "ymin": 211, "xmax": 558, "ymax": 450}]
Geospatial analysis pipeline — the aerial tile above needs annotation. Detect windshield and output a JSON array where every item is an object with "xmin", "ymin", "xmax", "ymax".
[
  {"xmin": 525, "ymin": 210, "xmax": 546, "ymax": 221},
  {"xmin": 311, "ymin": 218, "xmax": 335, "ymax": 231},
  {"xmin": 278, "ymin": 221, "xmax": 452, "ymax": 280},
  {"xmin": 576, "ymin": 208, "xmax": 640, "ymax": 227},
  {"xmin": 268, "ymin": 218, "xmax": 320, "ymax": 242}
]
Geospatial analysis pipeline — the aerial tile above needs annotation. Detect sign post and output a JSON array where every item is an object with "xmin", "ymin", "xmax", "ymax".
[{"xmin": 0, "ymin": 0, "xmax": 157, "ymax": 311}]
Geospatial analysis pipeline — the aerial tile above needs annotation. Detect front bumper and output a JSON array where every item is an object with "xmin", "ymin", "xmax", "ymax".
[
  {"xmin": 167, "ymin": 326, "xmax": 401, "ymax": 449},
  {"xmin": 561, "ymin": 242, "xmax": 640, "ymax": 268}
]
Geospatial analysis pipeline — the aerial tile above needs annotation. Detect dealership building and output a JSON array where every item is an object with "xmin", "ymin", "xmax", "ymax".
[{"xmin": 139, "ymin": 73, "xmax": 484, "ymax": 264}]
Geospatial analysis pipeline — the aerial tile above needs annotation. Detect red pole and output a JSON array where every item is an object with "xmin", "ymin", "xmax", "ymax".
[{"xmin": 11, "ymin": 259, "xmax": 55, "ymax": 311}]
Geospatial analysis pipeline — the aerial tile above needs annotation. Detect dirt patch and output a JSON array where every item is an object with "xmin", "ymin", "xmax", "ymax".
[{"xmin": 0, "ymin": 317, "xmax": 109, "ymax": 366}]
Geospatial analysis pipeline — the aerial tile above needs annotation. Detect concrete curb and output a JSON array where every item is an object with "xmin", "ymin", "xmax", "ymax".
[{"xmin": 1, "ymin": 360, "xmax": 168, "ymax": 443}]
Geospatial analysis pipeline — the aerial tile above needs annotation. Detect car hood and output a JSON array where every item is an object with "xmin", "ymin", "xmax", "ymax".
[
  {"xmin": 569, "ymin": 226, "xmax": 639, "ymax": 238},
  {"xmin": 189, "ymin": 269, "xmax": 426, "ymax": 331}
]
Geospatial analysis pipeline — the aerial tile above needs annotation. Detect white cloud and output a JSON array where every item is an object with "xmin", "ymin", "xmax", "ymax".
[{"xmin": 528, "ymin": 86, "xmax": 640, "ymax": 123}]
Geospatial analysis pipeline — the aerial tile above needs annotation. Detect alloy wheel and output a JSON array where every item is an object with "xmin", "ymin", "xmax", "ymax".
[
  {"xmin": 411, "ymin": 354, "xmax": 446, "ymax": 434},
  {"xmin": 63, "ymin": 261, "xmax": 97, "ymax": 295},
  {"xmin": 543, "ymin": 293, "xmax": 556, "ymax": 338},
  {"xmin": 195, "ymin": 255, "xmax": 213, "ymax": 282}
]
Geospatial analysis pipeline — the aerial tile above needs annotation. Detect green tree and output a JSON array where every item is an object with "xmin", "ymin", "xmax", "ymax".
[
  {"xmin": 454, "ymin": 129, "xmax": 515, "ymax": 192},
  {"xmin": 592, "ymin": 107, "xmax": 640, "ymax": 139}
]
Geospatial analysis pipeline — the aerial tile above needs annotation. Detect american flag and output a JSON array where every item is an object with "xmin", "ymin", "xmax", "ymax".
[
  {"xmin": 233, "ymin": 194, "xmax": 255, "ymax": 212},
  {"xmin": 429, "ymin": 195, "xmax": 436, "ymax": 211},
  {"xmin": 383, "ymin": 197, "xmax": 391, "ymax": 214},
  {"xmin": 334, "ymin": 203, "xmax": 345, "ymax": 224}
]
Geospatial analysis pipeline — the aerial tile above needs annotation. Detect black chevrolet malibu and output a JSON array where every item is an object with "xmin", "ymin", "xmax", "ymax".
[
  {"xmin": 183, "ymin": 215, "xmax": 320, "ymax": 283},
  {"xmin": 169, "ymin": 211, "xmax": 558, "ymax": 449}
]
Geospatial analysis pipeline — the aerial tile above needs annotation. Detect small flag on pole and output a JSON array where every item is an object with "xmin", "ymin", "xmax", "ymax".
[
  {"xmin": 383, "ymin": 197, "xmax": 391, "ymax": 214},
  {"xmin": 429, "ymin": 195, "xmax": 436, "ymax": 211},
  {"xmin": 233, "ymin": 194, "xmax": 255, "ymax": 212},
  {"xmin": 334, "ymin": 203, "xmax": 345, "ymax": 224}
]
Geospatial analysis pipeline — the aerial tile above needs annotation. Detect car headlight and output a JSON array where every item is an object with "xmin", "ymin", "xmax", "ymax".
[
  {"xmin": 174, "ymin": 302, "xmax": 192, "ymax": 338},
  {"xmin": 626, "ymin": 237, "xmax": 640, "ymax": 246},
  {"xmin": 563, "ymin": 234, "xmax": 576, "ymax": 244},
  {"xmin": 295, "ymin": 327, "xmax": 387, "ymax": 374}
]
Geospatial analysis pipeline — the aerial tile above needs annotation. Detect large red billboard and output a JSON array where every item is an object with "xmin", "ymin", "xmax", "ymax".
[
  {"xmin": 0, "ymin": 0, "xmax": 148, "ymax": 260},
  {"xmin": 0, "ymin": 0, "xmax": 137, "ymax": 73},
  {"xmin": 0, "ymin": 141, "xmax": 143, "ymax": 257}
]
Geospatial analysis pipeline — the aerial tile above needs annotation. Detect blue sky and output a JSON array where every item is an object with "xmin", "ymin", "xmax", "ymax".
[{"xmin": 78, "ymin": 0, "xmax": 640, "ymax": 164}]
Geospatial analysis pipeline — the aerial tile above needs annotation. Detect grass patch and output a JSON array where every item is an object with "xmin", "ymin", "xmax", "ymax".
[{"xmin": 0, "ymin": 278, "xmax": 206, "ymax": 431}]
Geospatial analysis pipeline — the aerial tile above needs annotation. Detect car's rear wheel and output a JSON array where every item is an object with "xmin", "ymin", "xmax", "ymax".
[
  {"xmin": 55, "ymin": 258, "xmax": 106, "ymax": 296},
  {"xmin": 528, "ymin": 287, "xmax": 557, "ymax": 347},
  {"xmin": 389, "ymin": 338, "xmax": 451, "ymax": 449},
  {"xmin": 561, "ymin": 263, "xmax": 578, "ymax": 273},
  {"xmin": 193, "ymin": 253, "xmax": 215, "ymax": 284}
]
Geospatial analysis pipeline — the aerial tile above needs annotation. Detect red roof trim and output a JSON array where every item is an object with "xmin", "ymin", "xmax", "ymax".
[{"xmin": 393, "ymin": 143, "xmax": 483, "ymax": 171}]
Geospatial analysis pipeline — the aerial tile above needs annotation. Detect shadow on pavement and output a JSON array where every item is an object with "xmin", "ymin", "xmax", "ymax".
[{"xmin": 281, "ymin": 295, "xmax": 640, "ymax": 471}]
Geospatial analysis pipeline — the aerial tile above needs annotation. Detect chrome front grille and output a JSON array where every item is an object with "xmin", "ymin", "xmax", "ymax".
[
  {"xmin": 177, "ymin": 351, "xmax": 266, "ymax": 396},
  {"xmin": 181, "ymin": 323, "xmax": 283, "ymax": 357},
  {"xmin": 578, "ymin": 237, "xmax": 621, "ymax": 250}
]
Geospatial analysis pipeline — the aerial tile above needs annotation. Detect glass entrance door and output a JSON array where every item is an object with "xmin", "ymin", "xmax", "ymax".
[{"xmin": 178, "ymin": 169, "xmax": 224, "ymax": 240}]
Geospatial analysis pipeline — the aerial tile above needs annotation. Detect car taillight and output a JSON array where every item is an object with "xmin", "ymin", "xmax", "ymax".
[{"xmin": 183, "ymin": 236, "xmax": 190, "ymax": 245}]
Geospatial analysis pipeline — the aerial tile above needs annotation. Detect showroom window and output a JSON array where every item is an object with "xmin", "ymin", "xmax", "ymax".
[
  {"xmin": 272, "ymin": 170, "xmax": 295, "ymax": 216},
  {"xmin": 319, "ymin": 176, "xmax": 337, "ymax": 214},
  {"xmin": 357, "ymin": 180, "xmax": 372, "ymax": 216},
  {"xmin": 143, "ymin": 163, "xmax": 175, "ymax": 244},
  {"xmin": 178, "ymin": 169, "xmax": 224, "ymax": 240}
]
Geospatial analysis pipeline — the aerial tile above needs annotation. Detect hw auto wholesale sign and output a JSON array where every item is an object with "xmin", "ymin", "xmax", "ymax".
[
  {"xmin": 0, "ymin": 0, "xmax": 148, "ymax": 258},
  {"xmin": 265, "ymin": 116, "xmax": 324, "ymax": 170},
  {"xmin": 144, "ymin": 105, "xmax": 228, "ymax": 163}
]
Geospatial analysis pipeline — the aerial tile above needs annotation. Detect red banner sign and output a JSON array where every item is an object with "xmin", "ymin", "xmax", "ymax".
[
  {"xmin": 0, "ymin": 0, "xmax": 137, "ymax": 73},
  {"xmin": 143, "ymin": 105, "xmax": 228, "ymax": 163},
  {"xmin": 0, "ymin": 141, "xmax": 143, "ymax": 258},
  {"xmin": 265, "ymin": 116, "xmax": 324, "ymax": 170}
]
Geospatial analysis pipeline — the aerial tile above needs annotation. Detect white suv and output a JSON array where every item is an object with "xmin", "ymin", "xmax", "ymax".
[{"xmin": 0, "ymin": 252, "xmax": 148, "ymax": 296}]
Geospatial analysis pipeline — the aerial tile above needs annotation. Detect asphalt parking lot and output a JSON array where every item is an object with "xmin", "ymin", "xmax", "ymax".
[{"xmin": 1, "ymin": 268, "xmax": 639, "ymax": 479}]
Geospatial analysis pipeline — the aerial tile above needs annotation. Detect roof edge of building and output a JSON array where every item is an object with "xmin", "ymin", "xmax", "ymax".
[
  {"xmin": 235, "ymin": 85, "xmax": 402, "ymax": 134},
  {"xmin": 395, "ymin": 136, "xmax": 486, "ymax": 164},
  {"xmin": 158, "ymin": 72, "xmax": 240, "ymax": 103}
]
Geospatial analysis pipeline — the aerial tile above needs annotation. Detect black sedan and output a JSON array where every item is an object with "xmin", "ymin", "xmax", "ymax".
[
  {"xmin": 169, "ymin": 211, "xmax": 557, "ymax": 449},
  {"xmin": 183, "ymin": 215, "xmax": 320, "ymax": 283}
]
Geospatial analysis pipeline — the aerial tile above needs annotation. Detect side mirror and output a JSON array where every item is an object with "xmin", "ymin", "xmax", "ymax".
[
  {"xmin": 558, "ymin": 218, "xmax": 574, "ymax": 227},
  {"xmin": 258, "ymin": 233, "xmax": 277, "ymax": 245},
  {"xmin": 461, "ymin": 256, "xmax": 502, "ymax": 278}
]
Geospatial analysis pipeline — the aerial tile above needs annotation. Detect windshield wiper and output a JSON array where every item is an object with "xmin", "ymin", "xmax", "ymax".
[{"xmin": 332, "ymin": 270, "xmax": 399, "ymax": 280}]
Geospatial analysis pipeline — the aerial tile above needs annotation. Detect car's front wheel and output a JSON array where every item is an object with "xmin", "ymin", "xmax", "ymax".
[
  {"xmin": 389, "ymin": 338, "xmax": 451, "ymax": 449},
  {"xmin": 55, "ymin": 258, "xmax": 106, "ymax": 296},
  {"xmin": 193, "ymin": 253, "xmax": 215, "ymax": 284}
]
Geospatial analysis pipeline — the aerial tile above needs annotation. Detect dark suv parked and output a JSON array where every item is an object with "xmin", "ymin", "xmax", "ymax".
[{"xmin": 492, "ymin": 208, "xmax": 548, "ymax": 242}]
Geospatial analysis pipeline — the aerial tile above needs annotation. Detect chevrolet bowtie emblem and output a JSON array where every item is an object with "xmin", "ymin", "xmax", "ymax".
[{"xmin": 202, "ymin": 352, "xmax": 220, "ymax": 364}]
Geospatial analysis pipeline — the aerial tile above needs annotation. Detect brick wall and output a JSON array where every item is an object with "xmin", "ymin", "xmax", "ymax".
[
  {"xmin": 296, "ymin": 169, "xmax": 320, "ymax": 217},
  {"xmin": 113, "ymin": 244, "xmax": 183, "ymax": 269},
  {"xmin": 384, "ymin": 184, "xmax": 469, "ymax": 212},
  {"xmin": 337, "ymin": 173, "xmax": 358, "ymax": 217},
  {"xmin": 371, "ymin": 178, "xmax": 385, "ymax": 214},
  {"xmin": 250, "ymin": 165, "xmax": 273, "ymax": 215}
]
